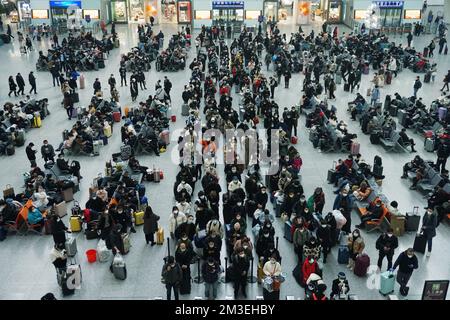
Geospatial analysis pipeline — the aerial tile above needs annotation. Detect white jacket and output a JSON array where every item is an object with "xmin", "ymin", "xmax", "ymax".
[
  {"xmin": 176, "ymin": 202, "xmax": 191, "ymax": 215},
  {"xmin": 169, "ymin": 212, "xmax": 187, "ymax": 233},
  {"xmin": 263, "ymin": 261, "xmax": 282, "ymax": 277},
  {"xmin": 228, "ymin": 181, "xmax": 242, "ymax": 192},
  {"xmin": 177, "ymin": 182, "xmax": 193, "ymax": 195},
  {"xmin": 33, "ymin": 191, "xmax": 49, "ymax": 208}
]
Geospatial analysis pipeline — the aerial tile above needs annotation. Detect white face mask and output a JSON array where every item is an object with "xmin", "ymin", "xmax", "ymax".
[
  {"xmin": 407, "ymin": 254, "xmax": 413, "ymax": 258},
  {"xmin": 387, "ymin": 233, "xmax": 393, "ymax": 238},
  {"xmin": 243, "ymin": 245, "xmax": 248, "ymax": 249},
  {"xmin": 270, "ymin": 260, "xmax": 276, "ymax": 264},
  {"xmin": 309, "ymin": 259, "xmax": 314, "ymax": 264}
]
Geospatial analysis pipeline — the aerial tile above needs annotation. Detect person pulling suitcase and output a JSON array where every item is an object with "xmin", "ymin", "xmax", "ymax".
[{"xmin": 390, "ymin": 248, "xmax": 418, "ymax": 297}]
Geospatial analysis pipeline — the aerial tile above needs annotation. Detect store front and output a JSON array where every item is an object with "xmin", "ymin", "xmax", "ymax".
[
  {"xmin": 263, "ymin": 0, "xmax": 278, "ymax": 23},
  {"xmin": 112, "ymin": 0, "xmax": 128, "ymax": 22},
  {"xmin": 320, "ymin": 0, "xmax": 343, "ymax": 23},
  {"xmin": 49, "ymin": 0, "xmax": 82, "ymax": 28},
  {"xmin": 278, "ymin": 0, "xmax": 294, "ymax": 22},
  {"xmin": 211, "ymin": 1, "xmax": 244, "ymax": 26},
  {"xmin": 177, "ymin": 0, "xmax": 192, "ymax": 24}
]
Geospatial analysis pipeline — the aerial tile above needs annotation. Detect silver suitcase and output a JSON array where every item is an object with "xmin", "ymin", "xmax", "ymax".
[
  {"xmin": 93, "ymin": 141, "xmax": 101, "ymax": 156},
  {"xmin": 65, "ymin": 237, "xmax": 78, "ymax": 257},
  {"xmin": 182, "ymin": 103, "xmax": 189, "ymax": 116}
]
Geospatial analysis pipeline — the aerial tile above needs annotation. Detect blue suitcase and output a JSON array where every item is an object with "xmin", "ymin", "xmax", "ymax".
[
  {"xmin": 284, "ymin": 220, "xmax": 293, "ymax": 242},
  {"xmin": 137, "ymin": 184, "xmax": 146, "ymax": 198},
  {"xmin": 379, "ymin": 271, "xmax": 395, "ymax": 295},
  {"xmin": 337, "ymin": 245, "xmax": 349, "ymax": 264}
]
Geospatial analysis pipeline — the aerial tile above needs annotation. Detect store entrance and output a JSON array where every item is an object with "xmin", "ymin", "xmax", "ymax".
[
  {"xmin": 212, "ymin": 9, "xmax": 244, "ymax": 27},
  {"xmin": 379, "ymin": 8, "xmax": 402, "ymax": 27}
]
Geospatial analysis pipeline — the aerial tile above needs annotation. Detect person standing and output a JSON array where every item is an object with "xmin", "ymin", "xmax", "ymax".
[
  {"xmin": 421, "ymin": 207, "xmax": 437, "ymax": 257},
  {"xmin": 25, "ymin": 142, "xmax": 37, "ymax": 167},
  {"xmin": 164, "ymin": 76, "xmax": 172, "ymax": 102},
  {"xmin": 269, "ymin": 77, "xmax": 278, "ymax": 99},
  {"xmin": 50, "ymin": 242, "xmax": 67, "ymax": 285},
  {"xmin": 175, "ymin": 242, "xmax": 195, "ymax": 295},
  {"xmin": 413, "ymin": 76, "xmax": 422, "ymax": 98},
  {"xmin": 289, "ymin": 106, "xmax": 299, "ymax": 137},
  {"xmin": 262, "ymin": 254, "xmax": 282, "ymax": 300},
  {"xmin": 375, "ymin": 228, "xmax": 398, "ymax": 271},
  {"xmin": 232, "ymin": 248, "xmax": 250, "ymax": 298},
  {"xmin": 16, "ymin": 73, "xmax": 25, "ymax": 95},
  {"xmin": 328, "ymin": 78, "xmax": 336, "ymax": 100},
  {"xmin": 8, "ymin": 76, "xmax": 17, "ymax": 97},
  {"xmin": 391, "ymin": 248, "xmax": 418, "ymax": 297},
  {"xmin": 7, "ymin": 24, "xmax": 13, "ymax": 39},
  {"xmin": 347, "ymin": 229, "xmax": 365, "ymax": 271},
  {"xmin": 41, "ymin": 140, "xmax": 55, "ymax": 163},
  {"xmin": 202, "ymin": 257, "xmax": 220, "ymax": 300},
  {"xmin": 441, "ymin": 70, "xmax": 450, "ymax": 92},
  {"xmin": 93, "ymin": 78, "xmax": 101, "ymax": 95},
  {"xmin": 130, "ymin": 78, "xmax": 139, "ymax": 102},
  {"xmin": 371, "ymin": 85, "xmax": 380, "ymax": 106},
  {"xmin": 150, "ymin": 16, "xmax": 155, "ymax": 27},
  {"xmin": 407, "ymin": 32, "xmax": 413, "ymax": 47},
  {"xmin": 29, "ymin": 71, "xmax": 37, "ymax": 94},
  {"xmin": 436, "ymin": 144, "xmax": 449, "ymax": 173},
  {"xmin": 108, "ymin": 74, "xmax": 116, "ymax": 91},
  {"xmin": 119, "ymin": 65, "xmax": 127, "ymax": 86},
  {"xmin": 138, "ymin": 71, "xmax": 146, "ymax": 90},
  {"xmin": 161, "ymin": 256, "xmax": 182, "ymax": 300},
  {"xmin": 143, "ymin": 206, "xmax": 159, "ymax": 246},
  {"xmin": 50, "ymin": 65, "xmax": 60, "ymax": 87},
  {"xmin": 438, "ymin": 37, "xmax": 447, "ymax": 54},
  {"xmin": 284, "ymin": 69, "xmax": 291, "ymax": 89}
]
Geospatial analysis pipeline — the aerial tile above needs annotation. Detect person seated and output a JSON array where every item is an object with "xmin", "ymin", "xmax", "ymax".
[
  {"xmin": 356, "ymin": 198, "xmax": 385, "ymax": 229},
  {"xmin": 387, "ymin": 200, "xmax": 404, "ymax": 217},
  {"xmin": 409, "ymin": 166, "xmax": 425, "ymax": 190},
  {"xmin": 128, "ymin": 156, "xmax": 148, "ymax": 173},
  {"xmin": 352, "ymin": 181, "xmax": 372, "ymax": 201},
  {"xmin": 121, "ymin": 171, "xmax": 137, "ymax": 188},
  {"xmin": 399, "ymin": 128, "xmax": 417, "ymax": 152},
  {"xmin": 0, "ymin": 199, "xmax": 20, "ymax": 224},
  {"xmin": 28, "ymin": 204, "xmax": 44, "ymax": 228},
  {"xmin": 330, "ymin": 272, "xmax": 350, "ymax": 300},
  {"xmin": 401, "ymin": 155, "xmax": 424, "ymax": 179}
]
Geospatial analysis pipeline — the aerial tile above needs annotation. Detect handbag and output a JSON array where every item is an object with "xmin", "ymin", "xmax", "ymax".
[{"xmin": 3, "ymin": 184, "xmax": 15, "ymax": 199}]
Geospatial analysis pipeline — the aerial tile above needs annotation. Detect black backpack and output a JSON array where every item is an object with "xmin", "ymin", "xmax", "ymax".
[{"xmin": 374, "ymin": 155, "xmax": 383, "ymax": 167}]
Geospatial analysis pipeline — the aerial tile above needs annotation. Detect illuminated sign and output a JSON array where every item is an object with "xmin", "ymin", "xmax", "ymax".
[
  {"xmin": 372, "ymin": 1, "xmax": 404, "ymax": 8},
  {"xmin": 49, "ymin": 1, "xmax": 82, "ymax": 8},
  {"xmin": 212, "ymin": 1, "xmax": 244, "ymax": 10}
]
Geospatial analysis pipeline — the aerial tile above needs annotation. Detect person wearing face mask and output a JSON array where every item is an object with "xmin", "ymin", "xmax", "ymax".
[
  {"xmin": 347, "ymin": 229, "xmax": 365, "ymax": 270},
  {"xmin": 85, "ymin": 194, "xmax": 107, "ymax": 215},
  {"xmin": 98, "ymin": 210, "xmax": 114, "ymax": 246},
  {"xmin": 226, "ymin": 166, "xmax": 241, "ymax": 184},
  {"xmin": 391, "ymin": 248, "xmax": 418, "ymax": 296},
  {"xmin": 161, "ymin": 256, "xmax": 183, "ymax": 300},
  {"xmin": 262, "ymin": 254, "xmax": 282, "ymax": 300},
  {"xmin": 262, "ymin": 242, "xmax": 282, "ymax": 265},
  {"xmin": 228, "ymin": 176, "xmax": 243, "ymax": 192},
  {"xmin": 333, "ymin": 189, "xmax": 353, "ymax": 234},
  {"xmin": 176, "ymin": 198, "xmax": 191, "ymax": 216},
  {"xmin": 175, "ymin": 216, "xmax": 196, "ymax": 242},
  {"xmin": 331, "ymin": 272, "xmax": 350, "ymax": 300},
  {"xmin": 203, "ymin": 239, "xmax": 221, "ymax": 262},
  {"xmin": 356, "ymin": 198, "xmax": 385, "ymax": 229},
  {"xmin": 281, "ymin": 191, "xmax": 300, "ymax": 219},
  {"xmin": 50, "ymin": 242, "xmax": 68, "ymax": 285},
  {"xmin": 176, "ymin": 180, "xmax": 193, "ymax": 201},
  {"xmin": 175, "ymin": 242, "xmax": 195, "ymax": 295},
  {"xmin": 307, "ymin": 187, "xmax": 326, "ymax": 214},
  {"xmin": 293, "ymin": 195, "xmax": 307, "ymax": 216},
  {"xmin": 234, "ymin": 236, "xmax": 253, "ymax": 257},
  {"xmin": 111, "ymin": 206, "xmax": 131, "ymax": 234},
  {"xmin": 256, "ymin": 227, "xmax": 274, "ymax": 257},
  {"xmin": 375, "ymin": 228, "xmax": 399, "ymax": 270},
  {"xmin": 206, "ymin": 219, "xmax": 224, "ymax": 239},
  {"xmin": 301, "ymin": 256, "xmax": 320, "ymax": 288},
  {"xmin": 194, "ymin": 191, "xmax": 209, "ymax": 211},
  {"xmin": 255, "ymin": 186, "xmax": 269, "ymax": 210},
  {"xmin": 143, "ymin": 206, "xmax": 160, "ymax": 246},
  {"xmin": 293, "ymin": 222, "xmax": 311, "ymax": 263},
  {"xmin": 316, "ymin": 219, "xmax": 332, "ymax": 263},
  {"xmin": 232, "ymin": 248, "xmax": 250, "ymax": 298},
  {"xmin": 50, "ymin": 214, "xmax": 70, "ymax": 246},
  {"xmin": 421, "ymin": 207, "xmax": 437, "ymax": 257},
  {"xmin": 169, "ymin": 206, "xmax": 187, "ymax": 240},
  {"xmin": 230, "ymin": 213, "xmax": 247, "ymax": 234},
  {"xmin": 202, "ymin": 257, "xmax": 221, "ymax": 300}
]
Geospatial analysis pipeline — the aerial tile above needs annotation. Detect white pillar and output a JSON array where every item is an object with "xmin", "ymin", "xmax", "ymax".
[
  {"xmin": 445, "ymin": 0, "xmax": 450, "ymax": 24},
  {"xmin": 294, "ymin": 0, "xmax": 299, "ymax": 25}
]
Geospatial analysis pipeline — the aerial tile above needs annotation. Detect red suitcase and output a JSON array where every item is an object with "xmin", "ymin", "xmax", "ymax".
[
  {"xmin": 351, "ymin": 142, "xmax": 360, "ymax": 155},
  {"xmin": 291, "ymin": 136, "xmax": 298, "ymax": 144},
  {"xmin": 354, "ymin": 253, "xmax": 370, "ymax": 277},
  {"xmin": 171, "ymin": 115, "xmax": 176, "ymax": 122},
  {"xmin": 113, "ymin": 111, "xmax": 121, "ymax": 122},
  {"xmin": 385, "ymin": 72, "xmax": 392, "ymax": 85}
]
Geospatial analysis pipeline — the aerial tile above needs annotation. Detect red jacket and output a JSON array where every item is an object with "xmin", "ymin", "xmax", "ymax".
[{"xmin": 302, "ymin": 260, "xmax": 319, "ymax": 283}]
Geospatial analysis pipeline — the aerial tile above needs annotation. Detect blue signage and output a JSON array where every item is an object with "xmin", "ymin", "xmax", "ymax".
[
  {"xmin": 212, "ymin": 1, "xmax": 244, "ymax": 10},
  {"xmin": 373, "ymin": 1, "xmax": 404, "ymax": 8},
  {"xmin": 49, "ymin": 1, "xmax": 82, "ymax": 8}
]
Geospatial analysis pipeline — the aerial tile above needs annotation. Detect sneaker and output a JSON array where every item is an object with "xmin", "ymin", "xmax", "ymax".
[
  {"xmin": 131, "ymin": 228, "xmax": 137, "ymax": 233},
  {"xmin": 426, "ymin": 251, "xmax": 431, "ymax": 257}
]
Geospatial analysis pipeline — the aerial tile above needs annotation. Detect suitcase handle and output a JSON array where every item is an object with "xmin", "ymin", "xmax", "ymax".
[
  {"xmin": 413, "ymin": 206, "xmax": 419, "ymax": 215},
  {"xmin": 332, "ymin": 161, "xmax": 337, "ymax": 169}
]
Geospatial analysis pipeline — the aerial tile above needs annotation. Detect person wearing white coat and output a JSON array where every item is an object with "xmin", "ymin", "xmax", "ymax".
[
  {"xmin": 33, "ymin": 186, "xmax": 49, "ymax": 210},
  {"xmin": 169, "ymin": 207, "xmax": 187, "ymax": 239},
  {"xmin": 388, "ymin": 58, "xmax": 398, "ymax": 77}
]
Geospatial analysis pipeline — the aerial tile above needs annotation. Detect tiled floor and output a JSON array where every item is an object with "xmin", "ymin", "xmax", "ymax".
[{"xmin": 0, "ymin": 21, "xmax": 449, "ymax": 300}]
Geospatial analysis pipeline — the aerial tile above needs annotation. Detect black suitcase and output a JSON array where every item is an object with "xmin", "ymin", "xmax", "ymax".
[
  {"xmin": 406, "ymin": 207, "xmax": 421, "ymax": 232},
  {"xmin": 370, "ymin": 133, "xmax": 381, "ymax": 144},
  {"xmin": 344, "ymin": 83, "xmax": 350, "ymax": 92},
  {"xmin": 389, "ymin": 105, "xmax": 398, "ymax": 117},
  {"xmin": 413, "ymin": 233, "xmax": 427, "ymax": 254},
  {"xmin": 61, "ymin": 272, "xmax": 75, "ymax": 296},
  {"xmin": 373, "ymin": 164, "xmax": 384, "ymax": 177},
  {"xmin": 327, "ymin": 161, "xmax": 337, "ymax": 182},
  {"xmin": 424, "ymin": 72, "xmax": 431, "ymax": 83},
  {"xmin": 98, "ymin": 60, "xmax": 105, "ymax": 69},
  {"xmin": 71, "ymin": 92, "xmax": 79, "ymax": 103},
  {"xmin": 6, "ymin": 144, "xmax": 15, "ymax": 156},
  {"xmin": 284, "ymin": 220, "xmax": 293, "ymax": 242},
  {"xmin": 374, "ymin": 155, "xmax": 383, "ymax": 167}
]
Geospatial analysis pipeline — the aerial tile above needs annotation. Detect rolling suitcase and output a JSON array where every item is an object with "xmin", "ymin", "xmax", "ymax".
[
  {"xmin": 61, "ymin": 271, "xmax": 75, "ymax": 296},
  {"xmin": 406, "ymin": 206, "xmax": 420, "ymax": 232},
  {"xmin": 120, "ymin": 145, "xmax": 132, "ymax": 161},
  {"xmin": 156, "ymin": 227, "xmax": 164, "ymax": 245},
  {"xmin": 6, "ymin": 144, "xmax": 15, "ymax": 156},
  {"xmin": 71, "ymin": 92, "xmax": 79, "ymax": 103},
  {"xmin": 93, "ymin": 141, "xmax": 101, "ymax": 156},
  {"xmin": 159, "ymin": 130, "xmax": 170, "ymax": 145},
  {"xmin": 33, "ymin": 113, "xmax": 42, "ymax": 128},
  {"xmin": 153, "ymin": 169, "xmax": 161, "ymax": 183},
  {"xmin": 112, "ymin": 254, "xmax": 127, "ymax": 280},
  {"xmin": 113, "ymin": 111, "xmax": 121, "ymax": 122},
  {"xmin": 337, "ymin": 245, "xmax": 349, "ymax": 264},
  {"xmin": 284, "ymin": 220, "xmax": 293, "ymax": 242},
  {"xmin": 327, "ymin": 161, "xmax": 337, "ymax": 182},
  {"xmin": 14, "ymin": 129, "xmax": 25, "ymax": 147},
  {"xmin": 423, "ymin": 47, "xmax": 429, "ymax": 58},
  {"xmin": 424, "ymin": 72, "xmax": 431, "ymax": 83},
  {"xmin": 55, "ymin": 201, "xmax": 67, "ymax": 217},
  {"xmin": 335, "ymin": 74, "xmax": 342, "ymax": 85},
  {"xmin": 424, "ymin": 138, "xmax": 435, "ymax": 152},
  {"xmin": 182, "ymin": 103, "xmax": 189, "ymax": 116},
  {"xmin": 385, "ymin": 71, "xmax": 392, "ymax": 85},
  {"xmin": 65, "ymin": 237, "xmax": 78, "ymax": 257},
  {"xmin": 63, "ymin": 188, "xmax": 74, "ymax": 202},
  {"xmin": 79, "ymin": 74, "xmax": 85, "ymax": 89},
  {"xmin": 373, "ymin": 164, "xmax": 384, "ymax": 177},
  {"xmin": 103, "ymin": 125, "xmax": 112, "ymax": 138},
  {"xmin": 70, "ymin": 215, "xmax": 82, "ymax": 232},
  {"xmin": 354, "ymin": 253, "xmax": 370, "ymax": 277},
  {"xmin": 122, "ymin": 233, "xmax": 131, "ymax": 254},
  {"xmin": 366, "ymin": 88, "xmax": 372, "ymax": 97},
  {"xmin": 97, "ymin": 240, "xmax": 111, "ymax": 263},
  {"xmin": 413, "ymin": 233, "xmax": 427, "ymax": 254},
  {"xmin": 397, "ymin": 109, "xmax": 407, "ymax": 127},
  {"xmin": 351, "ymin": 142, "xmax": 360, "ymax": 155},
  {"xmin": 134, "ymin": 211, "xmax": 144, "ymax": 226},
  {"xmin": 379, "ymin": 271, "xmax": 395, "ymax": 295}
]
